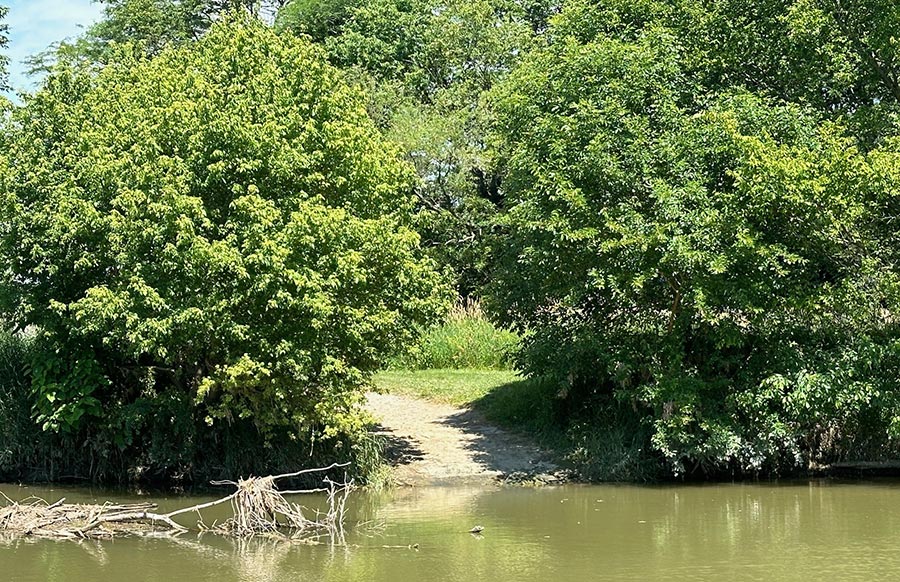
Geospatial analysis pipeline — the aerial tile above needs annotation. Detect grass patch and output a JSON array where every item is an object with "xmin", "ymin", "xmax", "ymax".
[
  {"xmin": 374, "ymin": 369, "xmax": 519, "ymax": 407},
  {"xmin": 390, "ymin": 300, "xmax": 519, "ymax": 370}
]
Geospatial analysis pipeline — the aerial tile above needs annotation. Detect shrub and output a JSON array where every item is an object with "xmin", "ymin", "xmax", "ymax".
[
  {"xmin": 487, "ymin": 5, "xmax": 900, "ymax": 476},
  {"xmin": 0, "ymin": 331, "xmax": 41, "ymax": 475},
  {"xmin": 0, "ymin": 16, "xmax": 450, "ymax": 481}
]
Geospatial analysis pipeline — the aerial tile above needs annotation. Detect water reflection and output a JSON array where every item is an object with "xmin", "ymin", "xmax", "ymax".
[{"xmin": 3, "ymin": 480, "xmax": 900, "ymax": 581}]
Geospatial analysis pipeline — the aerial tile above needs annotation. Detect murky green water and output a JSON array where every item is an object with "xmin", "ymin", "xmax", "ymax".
[{"xmin": 3, "ymin": 480, "xmax": 900, "ymax": 581}]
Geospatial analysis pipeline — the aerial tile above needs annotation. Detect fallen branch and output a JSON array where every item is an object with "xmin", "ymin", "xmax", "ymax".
[
  {"xmin": 0, "ymin": 463, "xmax": 354, "ymax": 542},
  {"xmin": 79, "ymin": 510, "xmax": 188, "ymax": 535}
]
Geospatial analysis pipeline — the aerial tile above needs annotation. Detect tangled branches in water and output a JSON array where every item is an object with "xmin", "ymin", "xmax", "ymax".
[
  {"xmin": 0, "ymin": 462, "xmax": 354, "ymax": 543},
  {"xmin": 204, "ymin": 464, "xmax": 352, "ymax": 542}
]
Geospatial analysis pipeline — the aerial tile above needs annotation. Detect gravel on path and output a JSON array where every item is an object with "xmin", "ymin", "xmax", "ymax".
[{"xmin": 366, "ymin": 392, "xmax": 559, "ymax": 486}]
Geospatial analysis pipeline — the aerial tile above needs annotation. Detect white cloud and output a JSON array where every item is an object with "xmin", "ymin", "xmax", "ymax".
[{"xmin": 4, "ymin": 0, "xmax": 105, "ymax": 96}]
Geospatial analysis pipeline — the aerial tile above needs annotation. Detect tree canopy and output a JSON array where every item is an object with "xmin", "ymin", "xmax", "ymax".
[
  {"xmin": 26, "ymin": 0, "xmax": 288, "ymax": 75},
  {"xmin": 0, "ymin": 15, "xmax": 448, "ymax": 479},
  {"xmin": 5, "ymin": 0, "xmax": 900, "ymax": 482},
  {"xmin": 487, "ymin": 0, "xmax": 900, "ymax": 475},
  {"xmin": 277, "ymin": 0, "xmax": 554, "ymax": 296},
  {"xmin": 0, "ymin": 5, "xmax": 8, "ymax": 92}
]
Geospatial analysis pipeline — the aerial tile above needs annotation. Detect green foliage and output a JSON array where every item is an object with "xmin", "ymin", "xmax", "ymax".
[
  {"xmin": 29, "ymin": 345, "xmax": 106, "ymax": 433},
  {"xmin": 93, "ymin": 0, "xmax": 276, "ymax": 51},
  {"xmin": 276, "ymin": 0, "xmax": 360, "ymax": 43},
  {"xmin": 0, "ymin": 16, "xmax": 449, "ymax": 480},
  {"xmin": 324, "ymin": 0, "xmax": 540, "ymax": 104},
  {"xmin": 0, "ymin": 4, "xmax": 7, "ymax": 92},
  {"xmin": 488, "ymin": 2, "xmax": 900, "ymax": 477},
  {"xmin": 8, "ymin": 0, "xmax": 900, "ymax": 484},
  {"xmin": 26, "ymin": 0, "xmax": 285, "ymax": 74},
  {"xmin": 475, "ymin": 379, "xmax": 659, "ymax": 481},
  {"xmin": 0, "ymin": 331, "xmax": 40, "ymax": 474},
  {"xmin": 390, "ymin": 300, "xmax": 519, "ymax": 370},
  {"xmin": 282, "ymin": 0, "xmax": 553, "ymax": 296}
]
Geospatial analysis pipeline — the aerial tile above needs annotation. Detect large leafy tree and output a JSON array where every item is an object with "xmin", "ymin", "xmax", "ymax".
[
  {"xmin": 667, "ymin": 0, "xmax": 900, "ymax": 145},
  {"xmin": 0, "ymin": 5, "xmax": 8, "ymax": 92},
  {"xmin": 488, "ymin": 1, "xmax": 900, "ymax": 476},
  {"xmin": 279, "ymin": 0, "xmax": 552, "ymax": 296},
  {"xmin": 27, "ymin": 0, "xmax": 289, "ymax": 73},
  {"xmin": 276, "ymin": 0, "xmax": 359, "ymax": 43},
  {"xmin": 0, "ymin": 16, "xmax": 449, "ymax": 478},
  {"xmin": 86, "ymin": 0, "xmax": 289, "ymax": 55}
]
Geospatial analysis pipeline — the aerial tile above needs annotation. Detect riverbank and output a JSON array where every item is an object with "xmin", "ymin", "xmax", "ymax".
[
  {"xmin": 372, "ymin": 369, "xmax": 584, "ymax": 483},
  {"xmin": 373, "ymin": 369, "xmax": 663, "ymax": 482},
  {"xmin": 373, "ymin": 370, "xmax": 900, "ymax": 484},
  {"xmin": 366, "ymin": 390, "xmax": 560, "ymax": 486}
]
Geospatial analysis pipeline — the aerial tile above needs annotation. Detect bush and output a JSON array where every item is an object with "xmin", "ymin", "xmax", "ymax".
[
  {"xmin": 391, "ymin": 300, "xmax": 519, "ymax": 370},
  {"xmin": 0, "ymin": 16, "xmax": 450, "ymax": 482},
  {"xmin": 487, "ymin": 4, "xmax": 900, "ymax": 477}
]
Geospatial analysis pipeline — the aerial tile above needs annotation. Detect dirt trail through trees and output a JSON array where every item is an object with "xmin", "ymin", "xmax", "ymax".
[{"xmin": 366, "ymin": 392, "xmax": 558, "ymax": 486}]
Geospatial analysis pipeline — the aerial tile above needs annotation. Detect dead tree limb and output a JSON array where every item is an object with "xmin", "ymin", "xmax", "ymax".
[{"xmin": 0, "ymin": 464, "xmax": 355, "ymax": 542}]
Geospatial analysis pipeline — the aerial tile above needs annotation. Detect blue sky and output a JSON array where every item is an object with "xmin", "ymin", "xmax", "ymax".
[{"xmin": 3, "ymin": 0, "xmax": 104, "ymax": 96}]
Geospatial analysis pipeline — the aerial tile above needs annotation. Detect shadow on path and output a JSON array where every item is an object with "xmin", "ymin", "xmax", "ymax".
[
  {"xmin": 438, "ymin": 408, "xmax": 557, "ymax": 475},
  {"xmin": 370, "ymin": 424, "xmax": 426, "ymax": 467}
]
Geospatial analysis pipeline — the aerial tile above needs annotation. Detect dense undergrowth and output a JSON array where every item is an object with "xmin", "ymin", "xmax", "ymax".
[{"xmin": 0, "ymin": 328, "xmax": 386, "ymax": 485}]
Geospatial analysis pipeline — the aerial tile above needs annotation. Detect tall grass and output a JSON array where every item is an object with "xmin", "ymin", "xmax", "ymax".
[
  {"xmin": 391, "ymin": 299, "xmax": 519, "ymax": 370},
  {"xmin": 0, "ymin": 331, "xmax": 44, "ymax": 477}
]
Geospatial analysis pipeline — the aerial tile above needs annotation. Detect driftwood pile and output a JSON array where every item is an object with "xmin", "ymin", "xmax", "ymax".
[{"xmin": 0, "ymin": 463, "xmax": 353, "ymax": 543}]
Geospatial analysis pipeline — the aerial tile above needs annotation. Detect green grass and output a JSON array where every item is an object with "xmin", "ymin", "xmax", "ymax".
[
  {"xmin": 374, "ymin": 369, "xmax": 520, "ymax": 407},
  {"xmin": 389, "ymin": 300, "xmax": 519, "ymax": 370}
]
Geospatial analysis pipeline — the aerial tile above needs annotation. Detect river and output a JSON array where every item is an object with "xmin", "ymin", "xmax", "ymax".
[{"xmin": 2, "ymin": 479, "xmax": 900, "ymax": 581}]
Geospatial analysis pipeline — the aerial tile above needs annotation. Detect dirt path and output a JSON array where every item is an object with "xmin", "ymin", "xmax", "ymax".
[{"xmin": 365, "ymin": 392, "xmax": 559, "ymax": 486}]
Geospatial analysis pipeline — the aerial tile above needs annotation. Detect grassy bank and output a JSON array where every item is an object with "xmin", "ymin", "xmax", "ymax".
[{"xmin": 375, "ymin": 369, "xmax": 519, "ymax": 407}]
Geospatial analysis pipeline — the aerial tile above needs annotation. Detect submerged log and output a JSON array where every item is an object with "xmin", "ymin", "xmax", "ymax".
[{"xmin": 0, "ymin": 462, "xmax": 353, "ymax": 542}]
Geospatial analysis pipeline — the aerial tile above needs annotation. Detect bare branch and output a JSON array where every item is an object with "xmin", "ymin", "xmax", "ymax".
[{"xmin": 270, "ymin": 461, "xmax": 351, "ymax": 481}]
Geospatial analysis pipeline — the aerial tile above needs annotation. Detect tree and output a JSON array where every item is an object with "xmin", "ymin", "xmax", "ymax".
[
  {"xmin": 0, "ymin": 5, "xmax": 8, "ymax": 92},
  {"xmin": 27, "ymin": 0, "xmax": 289, "ymax": 72},
  {"xmin": 488, "ymin": 1, "xmax": 900, "ymax": 476},
  {"xmin": 665, "ymin": 0, "xmax": 900, "ymax": 146},
  {"xmin": 280, "ymin": 0, "xmax": 553, "ymax": 296},
  {"xmin": 0, "ymin": 16, "xmax": 449, "ymax": 479},
  {"xmin": 275, "ymin": 0, "xmax": 360, "ymax": 43}
]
